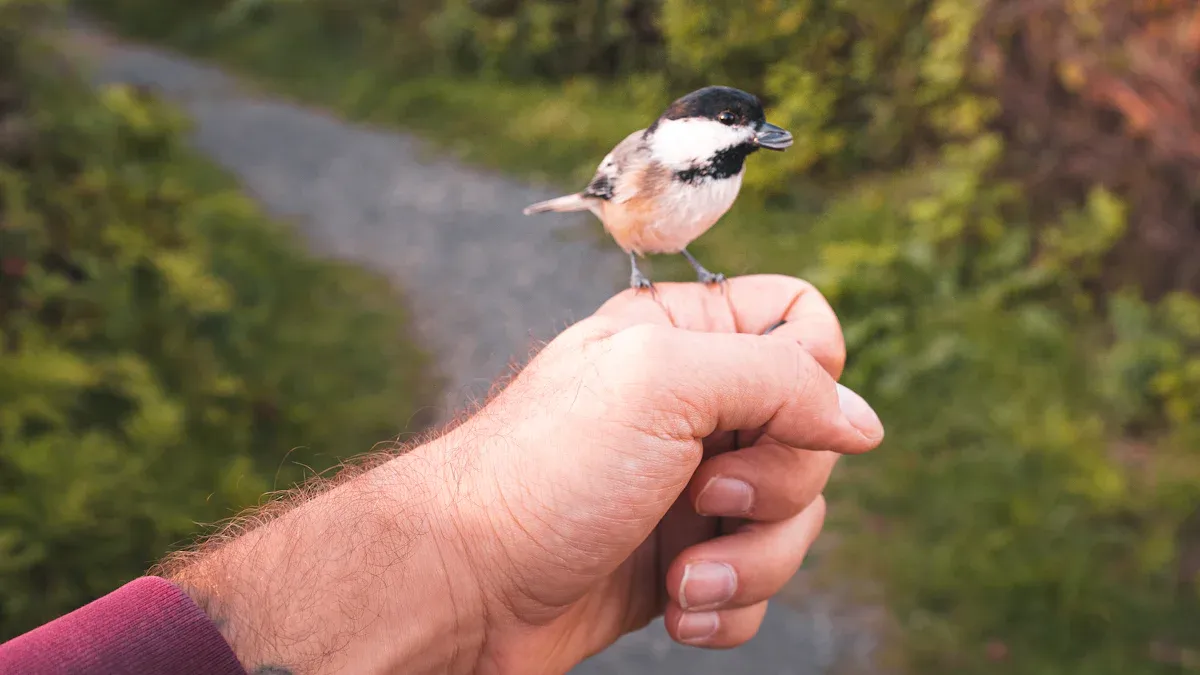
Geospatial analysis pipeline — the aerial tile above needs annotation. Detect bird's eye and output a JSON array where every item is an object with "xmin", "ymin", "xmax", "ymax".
[{"xmin": 717, "ymin": 111, "xmax": 736, "ymax": 125}]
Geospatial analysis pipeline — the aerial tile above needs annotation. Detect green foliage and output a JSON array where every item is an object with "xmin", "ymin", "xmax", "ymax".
[
  {"xmin": 0, "ymin": 2, "xmax": 433, "ymax": 638},
  {"xmin": 811, "ymin": 145, "xmax": 1195, "ymax": 673},
  {"xmin": 61, "ymin": 0, "xmax": 1200, "ymax": 672}
]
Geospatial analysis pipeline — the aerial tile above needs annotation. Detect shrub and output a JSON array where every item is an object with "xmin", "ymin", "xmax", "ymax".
[
  {"xmin": 812, "ymin": 140, "xmax": 1200, "ymax": 673},
  {"xmin": 0, "ymin": 0, "xmax": 433, "ymax": 638}
]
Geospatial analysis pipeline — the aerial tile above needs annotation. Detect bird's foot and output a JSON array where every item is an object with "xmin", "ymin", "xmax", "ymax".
[
  {"xmin": 680, "ymin": 248, "xmax": 726, "ymax": 287},
  {"xmin": 629, "ymin": 252, "xmax": 654, "ymax": 292},
  {"xmin": 630, "ymin": 270, "xmax": 655, "ymax": 291}
]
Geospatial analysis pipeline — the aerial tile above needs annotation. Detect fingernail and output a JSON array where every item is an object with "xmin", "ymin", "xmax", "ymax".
[
  {"xmin": 695, "ymin": 477, "xmax": 754, "ymax": 516},
  {"xmin": 677, "ymin": 611, "xmax": 720, "ymax": 643},
  {"xmin": 836, "ymin": 383, "xmax": 884, "ymax": 441},
  {"xmin": 679, "ymin": 562, "xmax": 737, "ymax": 610}
]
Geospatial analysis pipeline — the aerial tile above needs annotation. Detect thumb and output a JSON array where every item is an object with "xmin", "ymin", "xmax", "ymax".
[{"xmin": 475, "ymin": 321, "xmax": 879, "ymax": 580}]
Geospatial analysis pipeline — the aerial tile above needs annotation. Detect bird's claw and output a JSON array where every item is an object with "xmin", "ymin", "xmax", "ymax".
[
  {"xmin": 630, "ymin": 272, "xmax": 654, "ymax": 291},
  {"xmin": 680, "ymin": 249, "xmax": 725, "ymax": 287}
]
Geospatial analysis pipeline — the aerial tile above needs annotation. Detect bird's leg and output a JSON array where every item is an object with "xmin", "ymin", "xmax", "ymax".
[
  {"xmin": 629, "ymin": 252, "xmax": 653, "ymax": 290},
  {"xmin": 680, "ymin": 247, "xmax": 725, "ymax": 285}
]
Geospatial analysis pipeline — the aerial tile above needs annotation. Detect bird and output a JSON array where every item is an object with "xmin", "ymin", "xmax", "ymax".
[{"xmin": 521, "ymin": 85, "xmax": 792, "ymax": 290}]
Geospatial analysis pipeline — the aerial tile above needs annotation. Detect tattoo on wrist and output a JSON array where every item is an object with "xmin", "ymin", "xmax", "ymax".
[{"xmin": 251, "ymin": 668, "xmax": 295, "ymax": 675}]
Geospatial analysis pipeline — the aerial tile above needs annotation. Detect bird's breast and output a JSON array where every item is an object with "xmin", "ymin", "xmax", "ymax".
[
  {"xmin": 675, "ymin": 172, "xmax": 744, "ymax": 224},
  {"xmin": 601, "ymin": 172, "xmax": 744, "ymax": 255}
]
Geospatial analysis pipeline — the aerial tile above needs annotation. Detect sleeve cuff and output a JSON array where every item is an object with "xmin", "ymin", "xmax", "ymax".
[{"xmin": 0, "ymin": 576, "xmax": 247, "ymax": 675}]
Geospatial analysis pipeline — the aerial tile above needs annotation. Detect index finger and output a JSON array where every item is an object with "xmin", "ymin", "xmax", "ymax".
[
  {"xmin": 606, "ymin": 324, "xmax": 883, "ymax": 454},
  {"xmin": 591, "ymin": 275, "xmax": 845, "ymax": 379}
]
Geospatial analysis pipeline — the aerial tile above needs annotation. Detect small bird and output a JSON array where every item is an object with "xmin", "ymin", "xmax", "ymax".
[{"xmin": 522, "ymin": 85, "xmax": 792, "ymax": 289}]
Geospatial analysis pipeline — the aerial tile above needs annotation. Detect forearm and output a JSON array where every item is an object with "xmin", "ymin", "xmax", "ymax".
[{"xmin": 163, "ymin": 445, "xmax": 487, "ymax": 675}]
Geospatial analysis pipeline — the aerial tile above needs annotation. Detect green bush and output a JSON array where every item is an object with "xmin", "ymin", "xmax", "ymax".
[
  {"xmin": 58, "ymin": 0, "xmax": 1200, "ymax": 672},
  {"xmin": 811, "ymin": 141, "xmax": 1199, "ymax": 674},
  {"xmin": 82, "ymin": 0, "xmax": 957, "ymax": 192},
  {"xmin": 0, "ymin": 1, "xmax": 433, "ymax": 638}
]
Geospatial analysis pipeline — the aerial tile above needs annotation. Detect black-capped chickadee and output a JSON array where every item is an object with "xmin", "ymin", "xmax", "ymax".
[{"xmin": 522, "ymin": 85, "xmax": 793, "ymax": 289}]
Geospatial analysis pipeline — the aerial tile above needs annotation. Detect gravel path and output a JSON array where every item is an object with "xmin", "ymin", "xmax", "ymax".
[{"xmin": 60, "ymin": 18, "xmax": 877, "ymax": 674}]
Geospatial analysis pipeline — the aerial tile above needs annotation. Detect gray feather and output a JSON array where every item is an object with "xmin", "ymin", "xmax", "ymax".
[{"xmin": 522, "ymin": 193, "xmax": 591, "ymax": 215}]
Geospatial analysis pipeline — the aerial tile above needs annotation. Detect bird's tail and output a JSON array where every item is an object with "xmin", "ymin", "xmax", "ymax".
[{"xmin": 522, "ymin": 193, "xmax": 591, "ymax": 215}]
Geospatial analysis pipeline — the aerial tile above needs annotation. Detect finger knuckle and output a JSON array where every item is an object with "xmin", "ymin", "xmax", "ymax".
[
  {"xmin": 784, "ymin": 342, "xmax": 847, "ymax": 443},
  {"xmin": 604, "ymin": 321, "xmax": 672, "ymax": 393},
  {"xmin": 810, "ymin": 493, "xmax": 828, "ymax": 521},
  {"xmin": 600, "ymin": 324, "xmax": 691, "ymax": 438},
  {"xmin": 784, "ymin": 339, "xmax": 827, "ymax": 401},
  {"xmin": 774, "ymin": 276, "xmax": 846, "ymax": 375},
  {"xmin": 781, "ymin": 481, "xmax": 817, "ymax": 516},
  {"xmin": 760, "ymin": 273, "xmax": 819, "ymax": 295},
  {"xmin": 788, "ymin": 276, "xmax": 820, "ymax": 295},
  {"xmin": 606, "ymin": 324, "xmax": 673, "ymax": 378},
  {"xmin": 820, "ymin": 331, "xmax": 848, "ymax": 378}
]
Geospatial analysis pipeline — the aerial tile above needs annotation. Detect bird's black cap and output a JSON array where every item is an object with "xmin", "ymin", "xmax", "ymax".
[{"xmin": 651, "ymin": 86, "xmax": 766, "ymax": 130}]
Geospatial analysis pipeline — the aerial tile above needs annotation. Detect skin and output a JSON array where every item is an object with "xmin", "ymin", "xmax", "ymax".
[{"xmin": 162, "ymin": 275, "xmax": 885, "ymax": 675}]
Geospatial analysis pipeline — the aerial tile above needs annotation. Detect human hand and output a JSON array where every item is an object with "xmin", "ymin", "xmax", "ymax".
[
  {"xmin": 163, "ymin": 275, "xmax": 884, "ymax": 675},
  {"xmin": 451, "ymin": 274, "xmax": 883, "ymax": 672}
]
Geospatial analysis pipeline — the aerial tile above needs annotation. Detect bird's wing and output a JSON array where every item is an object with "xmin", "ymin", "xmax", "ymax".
[{"xmin": 581, "ymin": 130, "xmax": 649, "ymax": 204}]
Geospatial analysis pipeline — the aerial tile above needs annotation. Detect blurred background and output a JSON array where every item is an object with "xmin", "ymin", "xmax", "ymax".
[{"xmin": 3, "ymin": 0, "xmax": 1199, "ymax": 672}]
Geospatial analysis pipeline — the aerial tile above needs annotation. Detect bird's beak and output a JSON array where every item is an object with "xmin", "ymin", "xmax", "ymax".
[{"xmin": 755, "ymin": 121, "xmax": 793, "ymax": 151}]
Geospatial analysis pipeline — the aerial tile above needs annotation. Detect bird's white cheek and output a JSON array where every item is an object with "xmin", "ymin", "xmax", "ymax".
[{"xmin": 650, "ymin": 119, "xmax": 752, "ymax": 169}]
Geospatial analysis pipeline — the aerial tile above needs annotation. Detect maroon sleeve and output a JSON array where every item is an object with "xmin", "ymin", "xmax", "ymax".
[{"xmin": 0, "ymin": 576, "xmax": 247, "ymax": 675}]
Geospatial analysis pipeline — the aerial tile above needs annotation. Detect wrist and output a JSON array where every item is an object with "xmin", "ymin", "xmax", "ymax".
[
  {"xmin": 427, "ymin": 407, "xmax": 630, "ymax": 675},
  {"xmin": 165, "ymin": 442, "xmax": 488, "ymax": 675}
]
